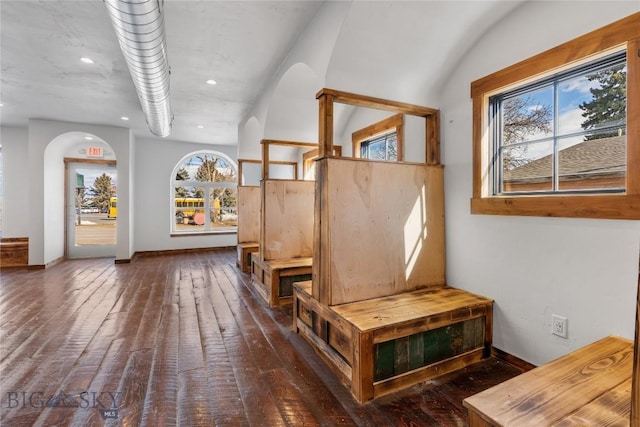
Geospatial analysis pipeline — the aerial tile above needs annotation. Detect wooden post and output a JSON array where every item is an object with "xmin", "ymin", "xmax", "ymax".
[
  {"xmin": 426, "ymin": 111, "xmax": 441, "ymax": 165},
  {"xmin": 312, "ymin": 158, "xmax": 330, "ymax": 304},
  {"xmin": 318, "ymin": 91, "xmax": 334, "ymax": 159},
  {"xmin": 261, "ymin": 140, "xmax": 270, "ymax": 181}
]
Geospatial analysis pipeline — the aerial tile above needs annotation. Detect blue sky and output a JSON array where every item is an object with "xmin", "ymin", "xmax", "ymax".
[{"xmin": 508, "ymin": 62, "xmax": 626, "ymax": 162}]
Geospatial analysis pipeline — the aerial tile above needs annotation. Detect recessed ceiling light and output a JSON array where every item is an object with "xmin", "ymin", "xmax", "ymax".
[
  {"xmin": 197, "ymin": 125, "xmax": 204, "ymax": 129},
  {"xmin": 0, "ymin": 103, "xmax": 3, "ymax": 107},
  {"xmin": 206, "ymin": 79, "xmax": 217, "ymax": 85},
  {"xmin": 85, "ymin": 136, "xmax": 94, "ymax": 140},
  {"xmin": 80, "ymin": 57, "xmax": 94, "ymax": 64},
  {"xmin": 121, "ymin": 116, "xmax": 129, "ymax": 121}
]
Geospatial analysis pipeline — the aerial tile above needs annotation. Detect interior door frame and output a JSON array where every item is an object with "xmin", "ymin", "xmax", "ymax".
[{"xmin": 64, "ymin": 158, "xmax": 117, "ymax": 259}]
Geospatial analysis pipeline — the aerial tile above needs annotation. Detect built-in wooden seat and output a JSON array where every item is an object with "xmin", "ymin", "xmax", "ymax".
[
  {"xmin": 0, "ymin": 237, "xmax": 28, "ymax": 268},
  {"xmin": 252, "ymin": 257, "xmax": 312, "ymax": 307},
  {"xmin": 236, "ymin": 242, "xmax": 259, "ymax": 273},
  {"xmin": 463, "ymin": 335, "xmax": 633, "ymax": 426},
  {"xmin": 293, "ymin": 281, "xmax": 494, "ymax": 403}
]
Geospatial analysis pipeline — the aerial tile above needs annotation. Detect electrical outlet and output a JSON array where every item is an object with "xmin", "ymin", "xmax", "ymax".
[{"xmin": 552, "ymin": 314, "xmax": 568, "ymax": 338}]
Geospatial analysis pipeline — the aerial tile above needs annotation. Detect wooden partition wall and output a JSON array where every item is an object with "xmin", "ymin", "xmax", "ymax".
[
  {"xmin": 313, "ymin": 89, "xmax": 441, "ymax": 306},
  {"xmin": 313, "ymin": 158, "xmax": 445, "ymax": 305},
  {"xmin": 237, "ymin": 158, "xmax": 298, "ymax": 272},
  {"xmin": 236, "ymin": 158, "xmax": 298, "ymax": 246},
  {"xmin": 260, "ymin": 180, "xmax": 315, "ymax": 260},
  {"xmin": 237, "ymin": 186, "xmax": 261, "ymax": 245},
  {"xmin": 257, "ymin": 140, "xmax": 319, "ymax": 262}
]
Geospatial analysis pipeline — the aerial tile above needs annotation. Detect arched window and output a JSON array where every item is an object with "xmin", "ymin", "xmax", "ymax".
[{"xmin": 172, "ymin": 151, "xmax": 237, "ymax": 234}]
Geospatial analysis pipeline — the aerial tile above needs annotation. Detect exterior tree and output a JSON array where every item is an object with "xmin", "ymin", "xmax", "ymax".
[
  {"xmin": 174, "ymin": 167, "xmax": 190, "ymax": 198},
  {"xmin": 501, "ymin": 95, "xmax": 552, "ymax": 169},
  {"xmin": 194, "ymin": 155, "xmax": 237, "ymax": 223},
  {"xmin": 89, "ymin": 173, "xmax": 114, "ymax": 213},
  {"xmin": 579, "ymin": 64, "xmax": 626, "ymax": 140}
]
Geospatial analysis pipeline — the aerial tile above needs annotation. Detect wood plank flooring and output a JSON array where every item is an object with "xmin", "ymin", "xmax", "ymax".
[{"xmin": 1, "ymin": 248, "xmax": 525, "ymax": 426}]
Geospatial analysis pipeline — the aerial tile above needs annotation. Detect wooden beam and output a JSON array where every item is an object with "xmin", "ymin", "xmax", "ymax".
[
  {"xmin": 261, "ymin": 139, "xmax": 318, "ymax": 148},
  {"xmin": 260, "ymin": 139, "xmax": 318, "ymax": 181},
  {"xmin": 239, "ymin": 158, "xmax": 298, "ymax": 184},
  {"xmin": 316, "ymin": 88, "xmax": 438, "ymax": 117}
]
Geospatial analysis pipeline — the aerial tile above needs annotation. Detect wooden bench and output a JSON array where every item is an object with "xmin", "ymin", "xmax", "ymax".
[
  {"xmin": 463, "ymin": 335, "xmax": 633, "ymax": 426},
  {"xmin": 251, "ymin": 257, "xmax": 312, "ymax": 307},
  {"xmin": 0, "ymin": 237, "xmax": 29, "ymax": 268},
  {"xmin": 236, "ymin": 242, "xmax": 259, "ymax": 273},
  {"xmin": 293, "ymin": 281, "xmax": 494, "ymax": 403}
]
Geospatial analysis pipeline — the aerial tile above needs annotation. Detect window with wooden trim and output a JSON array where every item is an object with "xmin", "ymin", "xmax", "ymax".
[
  {"xmin": 494, "ymin": 52, "xmax": 626, "ymax": 195},
  {"xmin": 470, "ymin": 13, "xmax": 640, "ymax": 220},
  {"xmin": 352, "ymin": 114, "xmax": 404, "ymax": 161}
]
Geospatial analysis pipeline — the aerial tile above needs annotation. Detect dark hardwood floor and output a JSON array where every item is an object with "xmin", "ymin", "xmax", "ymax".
[{"xmin": 1, "ymin": 248, "xmax": 524, "ymax": 426}]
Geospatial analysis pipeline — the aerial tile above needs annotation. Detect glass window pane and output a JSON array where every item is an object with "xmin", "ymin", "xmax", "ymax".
[
  {"xmin": 558, "ymin": 132, "xmax": 625, "ymax": 191},
  {"xmin": 386, "ymin": 134, "xmax": 398, "ymax": 161},
  {"xmin": 558, "ymin": 75, "xmax": 594, "ymax": 136},
  {"xmin": 210, "ymin": 188, "xmax": 237, "ymax": 229},
  {"xmin": 367, "ymin": 139, "xmax": 387, "ymax": 160},
  {"xmin": 175, "ymin": 187, "xmax": 205, "ymax": 231},
  {"xmin": 173, "ymin": 151, "xmax": 238, "ymax": 233},
  {"xmin": 501, "ymin": 140, "xmax": 553, "ymax": 193},
  {"xmin": 501, "ymin": 86, "xmax": 553, "ymax": 145}
]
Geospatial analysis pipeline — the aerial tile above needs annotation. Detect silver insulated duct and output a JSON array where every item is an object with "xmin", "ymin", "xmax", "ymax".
[{"xmin": 104, "ymin": 0, "xmax": 173, "ymax": 137}]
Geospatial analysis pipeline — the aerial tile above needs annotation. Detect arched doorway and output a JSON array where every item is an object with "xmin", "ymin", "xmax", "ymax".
[
  {"xmin": 42, "ymin": 131, "xmax": 117, "ymax": 259},
  {"xmin": 65, "ymin": 159, "xmax": 117, "ymax": 259}
]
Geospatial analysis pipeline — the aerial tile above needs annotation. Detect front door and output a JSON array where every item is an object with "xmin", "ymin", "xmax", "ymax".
[{"xmin": 66, "ymin": 163, "xmax": 117, "ymax": 259}]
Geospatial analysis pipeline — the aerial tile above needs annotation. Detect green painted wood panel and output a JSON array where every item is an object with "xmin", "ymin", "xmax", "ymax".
[
  {"xmin": 279, "ymin": 273, "xmax": 312, "ymax": 297},
  {"xmin": 374, "ymin": 340, "xmax": 395, "ymax": 382},
  {"xmin": 373, "ymin": 317, "xmax": 485, "ymax": 382}
]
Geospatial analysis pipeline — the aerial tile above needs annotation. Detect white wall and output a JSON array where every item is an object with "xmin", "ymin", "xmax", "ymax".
[
  {"xmin": 238, "ymin": 1, "xmax": 351, "ymax": 158},
  {"xmin": 6, "ymin": 119, "xmax": 235, "ymax": 262},
  {"xmin": 440, "ymin": 1, "xmax": 640, "ymax": 365},
  {"xmin": 42, "ymin": 139, "xmax": 65, "ymax": 263},
  {"xmin": 133, "ymin": 137, "xmax": 237, "ymax": 252},
  {"xmin": 1, "ymin": 126, "xmax": 29, "ymax": 238},
  {"xmin": 27, "ymin": 119, "xmax": 134, "ymax": 265},
  {"xmin": 241, "ymin": 161, "xmax": 261, "ymax": 186}
]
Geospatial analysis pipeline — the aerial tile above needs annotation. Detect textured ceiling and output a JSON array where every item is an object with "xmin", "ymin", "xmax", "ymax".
[{"xmin": 0, "ymin": 0, "xmax": 324, "ymax": 145}]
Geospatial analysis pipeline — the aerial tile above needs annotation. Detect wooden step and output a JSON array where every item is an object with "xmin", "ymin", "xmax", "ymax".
[
  {"xmin": 251, "ymin": 257, "xmax": 312, "ymax": 307},
  {"xmin": 236, "ymin": 242, "xmax": 259, "ymax": 273},
  {"xmin": 293, "ymin": 281, "xmax": 494, "ymax": 403}
]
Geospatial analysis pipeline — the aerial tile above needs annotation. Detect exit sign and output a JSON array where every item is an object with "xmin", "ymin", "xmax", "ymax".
[{"xmin": 87, "ymin": 146, "xmax": 103, "ymax": 158}]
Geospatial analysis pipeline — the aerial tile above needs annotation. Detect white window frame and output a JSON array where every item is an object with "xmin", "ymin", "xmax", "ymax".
[{"xmin": 171, "ymin": 150, "xmax": 238, "ymax": 235}]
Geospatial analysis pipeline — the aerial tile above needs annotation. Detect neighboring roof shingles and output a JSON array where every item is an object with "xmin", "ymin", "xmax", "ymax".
[{"xmin": 504, "ymin": 135, "xmax": 626, "ymax": 182}]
